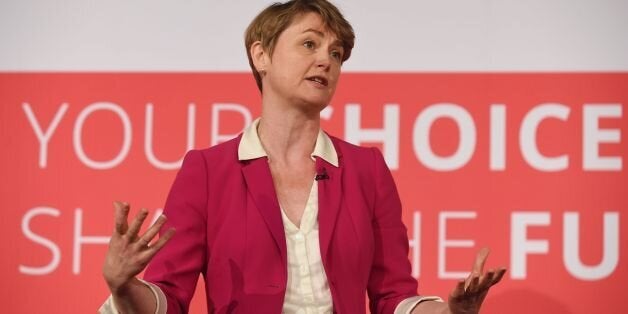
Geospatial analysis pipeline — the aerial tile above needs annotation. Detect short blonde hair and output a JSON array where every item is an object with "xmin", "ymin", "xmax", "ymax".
[{"xmin": 245, "ymin": 0, "xmax": 355, "ymax": 92}]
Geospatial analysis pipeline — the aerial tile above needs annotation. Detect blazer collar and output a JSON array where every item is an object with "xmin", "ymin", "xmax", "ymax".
[
  {"xmin": 315, "ymin": 151, "xmax": 343, "ymax": 266},
  {"xmin": 238, "ymin": 118, "xmax": 339, "ymax": 167}
]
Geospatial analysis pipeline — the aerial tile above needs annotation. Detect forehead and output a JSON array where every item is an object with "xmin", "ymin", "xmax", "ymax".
[{"xmin": 282, "ymin": 12, "xmax": 340, "ymax": 41}]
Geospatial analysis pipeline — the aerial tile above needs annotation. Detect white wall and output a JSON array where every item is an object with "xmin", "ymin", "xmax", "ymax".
[{"xmin": 1, "ymin": 0, "xmax": 627, "ymax": 71}]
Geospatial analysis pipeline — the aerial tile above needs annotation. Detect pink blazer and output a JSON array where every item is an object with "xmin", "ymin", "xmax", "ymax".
[{"xmin": 144, "ymin": 134, "xmax": 419, "ymax": 313}]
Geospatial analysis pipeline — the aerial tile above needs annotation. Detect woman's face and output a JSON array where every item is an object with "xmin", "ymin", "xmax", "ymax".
[{"xmin": 262, "ymin": 12, "xmax": 345, "ymax": 111}]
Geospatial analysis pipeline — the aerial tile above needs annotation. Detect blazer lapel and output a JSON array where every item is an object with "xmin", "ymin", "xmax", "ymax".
[
  {"xmin": 316, "ymin": 156, "xmax": 343, "ymax": 264},
  {"xmin": 241, "ymin": 157, "xmax": 287, "ymax": 266}
]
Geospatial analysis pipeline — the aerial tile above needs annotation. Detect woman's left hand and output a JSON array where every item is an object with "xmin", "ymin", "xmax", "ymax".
[{"xmin": 447, "ymin": 247, "xmax": 507, "ymax": 314}]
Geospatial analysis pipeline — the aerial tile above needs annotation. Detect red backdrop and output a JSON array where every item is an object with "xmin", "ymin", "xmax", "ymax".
[{"xmin": 1, "ymin": 73, "xmax": 626, "ymax": 313}]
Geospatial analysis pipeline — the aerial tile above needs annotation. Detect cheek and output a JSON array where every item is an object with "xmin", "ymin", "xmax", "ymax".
[
  {"xmin": 276, "ymin": 67, "xmax": 300, "ymax": 86},
  {"xmin": 274, "ymin": 57, "xmax": 305, "ymax": 81}
]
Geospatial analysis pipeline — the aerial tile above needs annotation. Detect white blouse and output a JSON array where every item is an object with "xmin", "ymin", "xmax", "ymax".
[{"xmin": 280, "ymin": 180, "xmax": 333, "ymax": 314}]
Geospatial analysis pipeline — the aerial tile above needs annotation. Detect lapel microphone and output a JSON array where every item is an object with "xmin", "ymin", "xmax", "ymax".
[{"xmin": 315, "ymin": 168, "xmax": 329, "ymax": 181}]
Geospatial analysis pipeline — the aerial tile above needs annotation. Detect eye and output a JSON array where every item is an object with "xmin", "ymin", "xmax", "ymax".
[
  {"xmin": 330, "ymin": 50, "xmax": 343, "ymax": 61},
  {"xmin": 303, "ymin": 40, "xmax": 315, "ymax": 49}
]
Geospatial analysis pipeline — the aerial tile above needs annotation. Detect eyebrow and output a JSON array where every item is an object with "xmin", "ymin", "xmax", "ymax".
[{"xmin": 302, "ymin": 28, "xmax": 343, "ymax": 47}]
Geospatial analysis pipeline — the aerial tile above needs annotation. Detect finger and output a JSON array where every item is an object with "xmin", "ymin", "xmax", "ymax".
[
  {"xmin": 139, "ymin": 227, "xmax": 176, "ymax": 261},
  {"xmin": 472, "ymin": 247, "xmax": 490, "ymax": 274},
  {"xmin": 135, "ymin": 215, "xmax": 168, "ymax": 249},
  {"xmin": 491, "ymin": 267, "xmax": 507, "ymax": 286},
  {"xmin": 476, "ymin": 268, "xmax": 496, "ymax": 291},
  {"xmin": 113, "ymin": 201, "xmax": 130, "ymax": 235},
  {"xmin": 126, "ymin": 208, "xmax": 149, "ymax": 240},
  {"xmin": 450, "ymin": 279, "xmax": 466, "ymax": 299},
  {"xmin": 463, "ymin": 269, "xmax": 479, "ymax": 291},
  {"xmin": 467, "ymin": 273, "xmax": 481, "ymax": 293}
]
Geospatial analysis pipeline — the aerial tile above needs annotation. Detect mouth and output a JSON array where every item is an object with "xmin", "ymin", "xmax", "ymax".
[{"xmin": 306, "ymin": 76, "xmax": 328, "ymax": 87}]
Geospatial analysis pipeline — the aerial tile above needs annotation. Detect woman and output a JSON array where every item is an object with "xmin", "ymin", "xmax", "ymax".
[{"xmin": 101, "ymin": 1, "xmax": 506, "ymax": 313}]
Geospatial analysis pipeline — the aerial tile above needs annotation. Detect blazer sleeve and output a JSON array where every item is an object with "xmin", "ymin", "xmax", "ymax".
[
  {"xmin": 366, "ymin": 147, "xmax": 419, "ymax": 314},
  {"xmin": 143, "ymin": 150, "xmax": 209, "ymax": 314}
]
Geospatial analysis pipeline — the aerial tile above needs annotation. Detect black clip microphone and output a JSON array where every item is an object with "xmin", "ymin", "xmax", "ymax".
[{"xmin": 315, "ymin": 168, "xmax": 329, "ymax": 181}]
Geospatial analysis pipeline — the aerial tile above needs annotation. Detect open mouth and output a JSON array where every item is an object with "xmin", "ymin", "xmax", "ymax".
[{"xmin": 306, "ymin": 76, "xmax": 328, "ymax": 87}]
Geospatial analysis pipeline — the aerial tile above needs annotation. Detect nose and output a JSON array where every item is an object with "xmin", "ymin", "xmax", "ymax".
[{"xmin": 315, "ymin": 50, "xmax": 331, "ymax": 71}]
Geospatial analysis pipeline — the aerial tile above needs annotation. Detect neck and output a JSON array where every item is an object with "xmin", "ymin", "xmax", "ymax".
[{"xmin": 258, "ymin": 105, "xmax": 321, "ymax": 165}]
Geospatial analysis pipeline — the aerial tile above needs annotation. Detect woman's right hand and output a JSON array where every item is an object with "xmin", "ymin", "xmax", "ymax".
[{"xmin": 102, "ymin": 201, "xmax": 175, "ymax": 293}]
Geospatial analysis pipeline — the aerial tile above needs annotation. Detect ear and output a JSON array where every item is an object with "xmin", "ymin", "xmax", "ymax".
[{"xmin": 250, "ymin": 41, "xmax": 269, "ymax": 73}]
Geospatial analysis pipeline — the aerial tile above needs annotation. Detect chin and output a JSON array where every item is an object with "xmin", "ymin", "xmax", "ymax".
[
  {"xmin": 305, "ymin": 99, "xmax": 330, "ymax": 112},
  {"xmin": 291, "ymin": 94, "xmax": 327, "ymax": 109},
  {"xmin": 307, "ymin": 94, "xmax": 334, "ymax": 107}
]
